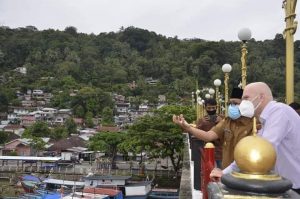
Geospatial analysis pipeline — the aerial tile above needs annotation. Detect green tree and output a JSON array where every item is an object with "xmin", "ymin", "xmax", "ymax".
[
  {"xmin": 0, "ymin": 131, "xmax": 9, "ymax": 144},
  {"xmin": 89, "ymin": 132, "xmax": 126, "ymax": 168},
  {"xmin": 0, "ymin": 92, "xmax": 9, "ymax": 112},
  {"xmin": 64, "ymin": 26, "xmax": 77, "ymax": 35},
  {"xmin": 0, "ymin": 88, "xmax": 15, "ymax": 112},
  {"xmin": 74, "ymin": 105, "xmax": 85, "ymax": 118},
  {"xmin": 30, "ymin": 137, "xmax": 46, "ymax": 155},
  {"xmin": 51, "ymin": 126, "xmax": 68, "ymax": 140},
  {"xmin": 50, "ymin": 91, "xmax": 71, "ymax": 109},
  {"xmin": 71, "ymin": 87, "xmax": 113, "ymax": 117},
  {"xmin": 85, "ymin": 111, "xmax": 94, "ymax": 128},
  {"xmin": 65, "ymin": 117, "xmax": 78, "ymax": 135},
  {"xmin": 22, "ymin": 122, "xmax": 51, "ymax": 138},
  {"xmin": 121, "ymin": 105, "xmax": 195, "ymax": 175},
  {"xmin": 102, "ymin": 107, "xmax": 114, "ymax": 125}
]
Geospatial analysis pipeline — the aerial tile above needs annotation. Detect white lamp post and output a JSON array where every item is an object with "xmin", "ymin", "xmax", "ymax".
[
  {"xmin": 214, "ymin": 79, "xmax": 222, "ymax": 114},
  {"xmin": 222, "ymin": 64, "xmax": 232, "ymax": 116},
  {"xmin": 205, "ymin": 93, "xmax": 211, "ymax": 99},
  {"xmin": 238, "ymin": 28, "xmax": 252, "ymax": 89},
  {"xmin": 208, "ymin": 88, "xmax": 215, "ymax": 98}
]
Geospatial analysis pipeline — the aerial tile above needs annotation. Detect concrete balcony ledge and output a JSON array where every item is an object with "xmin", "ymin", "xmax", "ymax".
[{"xmin": 179, "ymin": 134, "xmax": 203, "ymax": 199}]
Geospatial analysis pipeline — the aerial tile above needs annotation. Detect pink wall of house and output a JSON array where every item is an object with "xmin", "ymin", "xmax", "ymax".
[
  {"xmin": 16, "ymin": 145, "xmax": 31, "ymax": 156},
  {"xmin": 4, "ymin": 140, "xmax": 32, "ymax": 156}
]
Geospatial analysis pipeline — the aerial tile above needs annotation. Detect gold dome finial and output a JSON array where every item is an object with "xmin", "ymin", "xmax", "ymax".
[
  {"xmin": 233, "ymin": 119, "xmax": 278, "ymax": 178},
  {"xmin": 234, "ymin": 136, "xmax": 276, "ymax": 175}
]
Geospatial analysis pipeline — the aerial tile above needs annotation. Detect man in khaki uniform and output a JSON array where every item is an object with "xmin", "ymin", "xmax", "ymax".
[
  {"xmin": 173, "ymin": 88, "xmax": 254, "ymax": 169},
  {"xmin": 210, "ymin": 112, "xmax": 252, "ymax": 168}
]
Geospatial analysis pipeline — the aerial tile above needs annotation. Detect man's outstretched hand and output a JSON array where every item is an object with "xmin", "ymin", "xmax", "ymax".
[
  {"xmin": 210, "ymin": 168, "xmax": 223, "ymax": 182},
  {"xmin": 172, "ymin": 114, "xmax": 190, "ymax": 130}
]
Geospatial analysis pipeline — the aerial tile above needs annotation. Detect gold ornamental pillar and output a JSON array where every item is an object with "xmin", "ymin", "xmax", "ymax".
[
  {"xmin": 196, "ymin": 89, "xmax": 201, "ymax": 121},
  {"xmin": 238, "ymin": 28, "xmax": 252, "ymax": 89},
  {"xmin": 222, "ymin": 64, "xmax": 232, "ymax": 117},
  {"xmin": 283, "ymin": 0, "xmax": 297, "ymax": 104},
  {"xmin": 191, "ymin": 92, "xmax": 195, "ymax": 108},
  {"xmin": 214, "ymin": 79, "xmax": 222, "ymax": 114}
]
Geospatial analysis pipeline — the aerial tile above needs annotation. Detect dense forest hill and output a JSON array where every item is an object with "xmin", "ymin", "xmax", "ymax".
[{"xmin": 0, "ymin": 26, "xmax": 299, "ymax": 116}]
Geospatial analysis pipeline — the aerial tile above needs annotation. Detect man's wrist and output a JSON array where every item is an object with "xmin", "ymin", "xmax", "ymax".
[{"xmin": 184, "ymin": 124, "xmax": 193, "ymax": 132}]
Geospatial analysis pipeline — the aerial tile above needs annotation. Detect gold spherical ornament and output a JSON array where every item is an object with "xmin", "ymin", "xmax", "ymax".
[{"xmin": 234, "ymin": 135, "xmax": 276, "ymax": 174}]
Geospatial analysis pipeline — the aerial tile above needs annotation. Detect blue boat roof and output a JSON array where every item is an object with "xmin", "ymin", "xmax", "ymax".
[
  {"xmin": 43, "ymin": 193, "xmax": 61, "ymax": 199},
  {"xmin": 21, "ymin": 175, "xmax": 41, "ymax": 182}
]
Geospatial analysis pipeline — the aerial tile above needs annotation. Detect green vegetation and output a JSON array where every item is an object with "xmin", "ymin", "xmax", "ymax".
[
  {"xmin": 88, "ymin": 105, "xmax": 194, "ymax": 174},
  {"xmin": 22, "ymin": 121, "xmax": 72, "ymax": 140},
  {"xmin": 120, "ymin": 105, "xmax": 195, "ymax": 175},
  {"xmin": 0, "ymin": 131, "xmax": 9, "ymax": 144},
  {"xmin": 0, "ymin": 26, "xmax": 298, "ymax": 114},
  {"xmin": 89, "ymin": 131, "xmax": 126, "ymax": 168}
]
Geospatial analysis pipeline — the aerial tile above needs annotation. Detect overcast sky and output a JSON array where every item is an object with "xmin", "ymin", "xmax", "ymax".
[{"xmin": 0, "ymin": 0, "xmax": 299, "ymax": 41}]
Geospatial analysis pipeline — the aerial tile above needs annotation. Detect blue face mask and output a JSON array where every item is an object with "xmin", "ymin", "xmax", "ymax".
[{"xmin": 228, "ymin": 104, "xmax": 241, "ymax": 120}]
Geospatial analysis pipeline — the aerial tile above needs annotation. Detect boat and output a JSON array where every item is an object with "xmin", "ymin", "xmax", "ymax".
[
  {"xmin": 18, "ymin": 190, "xmax": 62, "ymax": 199},
  {"xmin": 18, "ymin": 174, "xmax": 151, "ymax": 199},
  {"xmin": 20, "ymin": 180, "xmax": 40, "ymax": 193},
  {"xmin": 124, "ymin": 181, "xmax": 152, "ymax": 199},
  {"xmin": 148, "ymin": 188, "xmax": 179, "ymax": 199},
  {"xmin": 18, "ymin": 174, "xmax": 43, "ymax": 193},
  {"xmin": 83, "ymin": 175, "xmax": 152, "ymax": 199},
  {"xmin": 62, "ymin": 192, "xmax": 110, "ymax": 199},
  {"xmin": 43, "ymin": 178, "xmax": 85, "ymax": 191},
  {"xmin": 19, "ymin": 174, "xmax": 41, "ymax": 183},
  {"xmin": 83, "ymin": 187, "xmax": 123, "ymax": 199}
]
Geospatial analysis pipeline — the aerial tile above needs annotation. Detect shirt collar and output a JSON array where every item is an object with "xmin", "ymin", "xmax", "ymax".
[
  {"xmin": 259, "ymin": 101, "xmax": 276, "ymax": 124},
  {"xmin": 236, "ymin": 116, "xmax": 252, "ymax": 124}
]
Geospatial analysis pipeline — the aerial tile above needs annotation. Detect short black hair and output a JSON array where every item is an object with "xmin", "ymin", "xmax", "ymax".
[
  {"xmin": 205, "ymin": 98, "xmax": 217, "ymax": 106},
  {"xmin": 289, "ymin": 102, "xmax": 300, "ymax": 110}
]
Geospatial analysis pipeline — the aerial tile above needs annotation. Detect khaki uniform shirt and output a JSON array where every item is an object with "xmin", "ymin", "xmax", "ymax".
[{"xmin": 211, "ymin": 116, "xmax": 253, "ymax": 169}]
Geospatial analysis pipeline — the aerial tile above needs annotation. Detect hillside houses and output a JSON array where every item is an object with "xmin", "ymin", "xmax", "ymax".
[
  {"xmin": 112, "ymin": 93, "xmax": 165, "ymax": 127},
  {"xmin": 17, "ymin": 89, "xmax": 53, "ymax": 107},
  {"xmin": 0, "ymin": 88, "xmax": 168, "ymax": 158},
  {"xmin": 6, "ymin": 106, "xmax": 72, "ymax": 127},
  {"xmin": 145, "ymin": 77, "xmax": 159, "ymax": 85},
  {"xmin": 1, "ymin": 89, "xmax": 167, "ymax": 129}
]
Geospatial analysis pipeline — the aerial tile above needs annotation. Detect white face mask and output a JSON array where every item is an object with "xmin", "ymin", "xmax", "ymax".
[{"xmin": 239, "ymin": 96, "xmax": 261, "ymax": 118}]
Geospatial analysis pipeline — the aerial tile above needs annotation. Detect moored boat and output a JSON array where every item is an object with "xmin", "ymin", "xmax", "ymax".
[
  {"xmin": 20, "ymin": 180, "xmax": 40, "ymax": 193},
  {"xmin": 19, "ymin": 174, "xmax": 43, "ymax": 193},
  {"xmin": 43, "ymin": 178, "xmax": 85, "ymax": 191},
  {"xmin": 148, "ymin": 188, "xmax": 179, "ymax": 199},
  {"xmin": 83, "ymin": 175, "xmax": 152, "ymax": 199},
  {"xmin": 62, "ymin": 192, "xmax": 110, "ymax": 199},
  {"xmin": 83, "ymin": 187, "xmax": 123, "ymax": 199}
]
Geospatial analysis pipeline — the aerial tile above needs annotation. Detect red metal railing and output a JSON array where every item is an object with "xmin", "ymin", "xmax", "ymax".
[{"xmin": 201, "ymin": 143, "xmax": 215, "ymax": 199}]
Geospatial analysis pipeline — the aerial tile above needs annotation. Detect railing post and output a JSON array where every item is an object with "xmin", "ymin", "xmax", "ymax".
[
  {"xmin": 201, "ymin": 143, "xmax": 215, "ymax": 199},
  {"xmin": 191, "ymin": 137, "xmax": 204, "ymax": 190}
]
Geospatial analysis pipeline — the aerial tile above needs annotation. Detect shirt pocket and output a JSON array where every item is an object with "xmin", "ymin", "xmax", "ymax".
[{"xmin": 224, "ymin": 128, "xmax": 233, "ymax": 146}]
